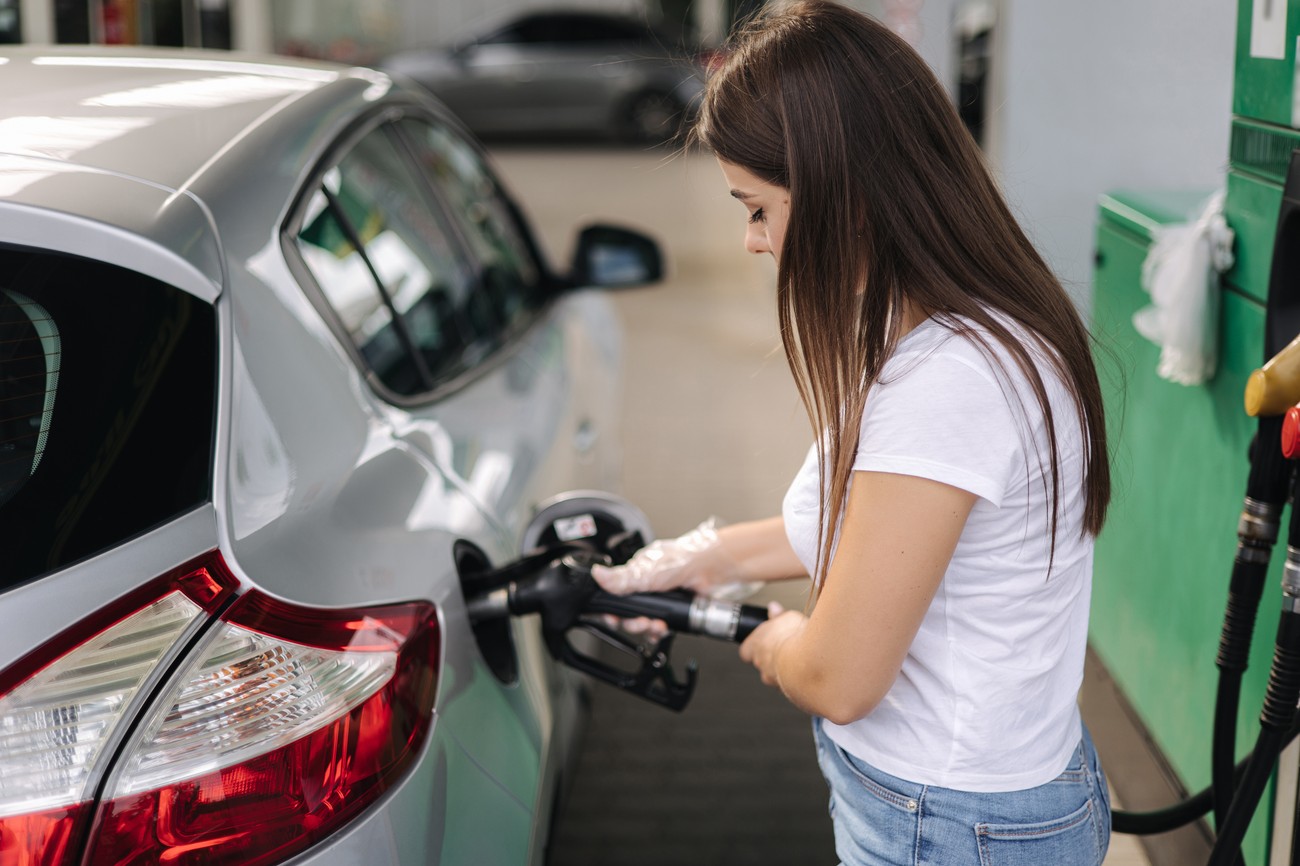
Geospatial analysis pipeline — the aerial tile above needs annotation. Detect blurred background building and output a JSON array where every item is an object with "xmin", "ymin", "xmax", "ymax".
[{"xmin": 4, "ymin": 0, "xmax": 1233, "ymax": 312}]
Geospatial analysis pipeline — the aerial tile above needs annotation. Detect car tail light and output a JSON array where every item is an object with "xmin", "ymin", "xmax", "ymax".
[
  {"xmin": 0, "ymin": 555, "xmax": 237, "ymax": 866},
  {"xmin": 84, "ymin": 590, "xmax": 440, "ymax": 866}
]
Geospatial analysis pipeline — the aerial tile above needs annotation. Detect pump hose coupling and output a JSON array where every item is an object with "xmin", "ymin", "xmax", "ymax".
[
  {"xmin": 1236, "ymin": 497, "xmax": 1282, "ymax": 563},
  {"xmin": 1218, "ymin": 498, "xmax": 1283, "ymax": 674}
]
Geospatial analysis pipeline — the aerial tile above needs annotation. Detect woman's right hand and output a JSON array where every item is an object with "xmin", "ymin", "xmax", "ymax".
[
  {"xmin": 590, "ymin": 516, "xmax": 802, "ymax": 636},
  {"xmin": 591, "ymin": 518, "xmax": 750, "ymax": 637},
  {"xmin": 591, "ymin": 518, "xmax": 739, "ymax": 595}
]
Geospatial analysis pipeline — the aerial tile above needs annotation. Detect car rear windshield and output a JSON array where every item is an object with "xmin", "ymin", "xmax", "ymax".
[{"xmin": 0, "ymin": 244, "xmax": 216, "ymax": 590}]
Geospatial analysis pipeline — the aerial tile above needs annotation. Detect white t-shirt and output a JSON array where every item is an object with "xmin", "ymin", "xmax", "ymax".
[{"xmin": 782, "ymin": 314, "xmax": 1092, "ymax": 792}]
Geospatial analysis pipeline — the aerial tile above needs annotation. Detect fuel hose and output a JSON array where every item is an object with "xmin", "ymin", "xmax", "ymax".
[
  {"xmin": 1108, "ymin": 426, "xmax": 1287, "ymax": 843},
  {"xmin": 1213, "ymin": 418, "xmax": 1288, "ymax": 844},
  {"xmin": 1111, "ymin": 714, "xmax": 1300, "ymax": 835},
  {"xmin": 1206, "ymin": 496, "xmax": 1300, "ymax": 866}
]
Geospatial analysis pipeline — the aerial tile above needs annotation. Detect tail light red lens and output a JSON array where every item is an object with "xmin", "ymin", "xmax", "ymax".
[
  {"xmin": 0, "ymin": 803, "xmax": 92, "ymax": 866},
  {"xmin": 0, "ymin": 555, "xmax": 238, "ymax": 866},
  {"xmin": 84, "ymin": 590, "xmax": 440, "ymax": 866}
]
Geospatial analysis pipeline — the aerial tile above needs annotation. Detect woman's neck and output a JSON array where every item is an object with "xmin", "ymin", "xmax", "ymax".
[{"xmin": 895, "ymin": 299, "xmax": 931, "ymax": 341}]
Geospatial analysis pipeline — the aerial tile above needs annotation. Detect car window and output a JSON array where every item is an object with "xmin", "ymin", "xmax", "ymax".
[
  {"xmin": 295, "ymin": 122, "xmax": 517, "ymax": 397},
  {"xmin": 296, "ymin": 182, "xmax": 425, "ymax": 395},
  {"xmin": 398, "ymin": 118, "xmax": 545, "ymax": 336},
  {"xmin": 0, "ymin": 244, "xmax": 216, "ymax": 589}
]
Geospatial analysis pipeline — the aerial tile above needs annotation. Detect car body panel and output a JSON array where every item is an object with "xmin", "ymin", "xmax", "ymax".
[
  {"xmin": 0, "ymin": 158, "xmax": 222, "ymax": 301},
  {"xmin": 0, "ymin": 49, "xmax": 343, "ymax": 189}
]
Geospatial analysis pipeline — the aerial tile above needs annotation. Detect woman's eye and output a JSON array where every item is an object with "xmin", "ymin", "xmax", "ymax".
[{"xmin": 748, "ymin": 207, "xmax": 765, "ymax": 224}]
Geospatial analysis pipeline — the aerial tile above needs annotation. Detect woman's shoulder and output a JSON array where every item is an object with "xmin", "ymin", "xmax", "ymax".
[
  {"xmin": 886, "ymin": 310, "xmax": 1058, "ymax": 392},
  {"xmin": 884, "ymin": 314, "xmax": 1001, "ymax": 384}
]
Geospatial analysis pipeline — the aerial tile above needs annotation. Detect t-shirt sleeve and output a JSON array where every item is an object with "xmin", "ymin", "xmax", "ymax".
[{"xmin": 854, "ymin": 351, "xmax": 1023, "ymax": 506}]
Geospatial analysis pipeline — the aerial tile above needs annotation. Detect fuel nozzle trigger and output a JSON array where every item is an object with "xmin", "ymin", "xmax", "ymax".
[
  {"xmin": 546, "ymin": 618, "xmax": 698, "ymax": 712},
  {"xmin": 495, "ymin": 551, "xmax": 699, "ymax": 711}
]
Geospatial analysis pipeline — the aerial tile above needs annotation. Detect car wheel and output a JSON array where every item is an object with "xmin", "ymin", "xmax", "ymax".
[{"xmin": 619, "ymin": 89, "xmax": 684, "ymax": 144}]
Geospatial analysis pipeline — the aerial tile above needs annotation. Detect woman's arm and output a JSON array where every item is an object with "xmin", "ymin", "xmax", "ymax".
[
  {"xmin": 714, "ymin": 516, "xmax": 808, "ymax": 585},
  {"xmin": 739, "ymin": 470, "xmax": 976, "ymax": 725}
]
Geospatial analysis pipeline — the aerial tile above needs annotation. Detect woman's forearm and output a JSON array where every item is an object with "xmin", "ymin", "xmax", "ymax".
[{"xmin": 716, "ymin": 517, "xmax": 808, "ymax": 583}]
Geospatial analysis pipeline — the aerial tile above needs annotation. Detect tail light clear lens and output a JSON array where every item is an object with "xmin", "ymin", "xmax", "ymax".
[
  {"xmin": 85, "ymin": 590, "xmax": 440, "ymax": 866},
  {"xmin": 0, "ymin": 555, "xmax": 237, "ymax": 866}
]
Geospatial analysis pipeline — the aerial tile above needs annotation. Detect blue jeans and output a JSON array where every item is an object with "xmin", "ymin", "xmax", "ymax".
[{"xmin": 812, "ymin": 718, "xmax": 1110, "ymax": 866}]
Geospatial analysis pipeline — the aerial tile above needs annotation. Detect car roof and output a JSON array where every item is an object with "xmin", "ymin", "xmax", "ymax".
[
  {"xmin": 0, "ymin": 46, "xmax": 365, "ymax": 189},
  {"xmin": 0, "ymin": 46, "xmax": 403, "ymax": 297}
]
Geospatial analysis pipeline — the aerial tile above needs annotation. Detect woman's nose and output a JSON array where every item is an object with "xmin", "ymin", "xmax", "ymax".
[{"xmin": 745, "ymin": 223, "xmax": 768, "ymax": 256}]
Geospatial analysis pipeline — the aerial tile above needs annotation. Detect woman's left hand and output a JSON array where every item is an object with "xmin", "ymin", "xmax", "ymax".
[{"xmin": 739, "ymin": 601, "xmax": 807, "ymax": 687}]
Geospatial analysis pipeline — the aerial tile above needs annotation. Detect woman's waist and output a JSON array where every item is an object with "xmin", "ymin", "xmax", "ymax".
[{"xmin": 823, "ymin": 701, "xmax": 1084, "ymax": 792}]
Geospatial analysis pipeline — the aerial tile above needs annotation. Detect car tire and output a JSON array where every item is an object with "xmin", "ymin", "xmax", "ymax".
[{"xmin": 618, "ymin": 89, "xmax": 685, "ymax": 144}]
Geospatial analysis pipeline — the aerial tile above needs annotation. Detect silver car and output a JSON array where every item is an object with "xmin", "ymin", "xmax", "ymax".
[
  {"xmin": 0, "ymin": 46, "xmax": 660, "ymax": 865},
  {"xmin": 381, "ymin": 11, "xmax": 706, "ymax": 144}
]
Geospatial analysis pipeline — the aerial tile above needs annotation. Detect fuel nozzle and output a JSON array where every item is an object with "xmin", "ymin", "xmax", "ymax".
[
  {"xmin": 466, "ymin": 550, "xmax": 768, "ymax": 711},
  {"xmin": 1246, "ymin": 332, "xmax": 1300, "ymax": 416}
]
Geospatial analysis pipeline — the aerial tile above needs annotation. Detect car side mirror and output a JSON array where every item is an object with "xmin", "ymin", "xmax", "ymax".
[{"xmin": 569, "ymin": 224, "xmax": 663, "ymax": 289}]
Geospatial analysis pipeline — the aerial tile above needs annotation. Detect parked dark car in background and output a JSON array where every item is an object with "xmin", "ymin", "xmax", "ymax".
[{"xmin": 380, "ymin": 10, "xmax": 707, "ymax": 144}]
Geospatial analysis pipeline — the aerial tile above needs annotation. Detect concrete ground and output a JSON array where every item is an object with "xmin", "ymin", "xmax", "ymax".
[{"xmin": 489, "ymin": 144, "xmax": 1150, "ymax": 866}]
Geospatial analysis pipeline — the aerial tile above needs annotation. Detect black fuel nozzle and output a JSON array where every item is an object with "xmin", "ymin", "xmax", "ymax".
[{"xmin": 466, "ymin": 550, "xmax": 768, "ymax": 712}]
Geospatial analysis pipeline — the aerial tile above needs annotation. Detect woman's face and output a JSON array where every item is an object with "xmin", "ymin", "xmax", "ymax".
[{"xmin": 717, "ymin": 159, "xmax": 790, "ymax": 269}]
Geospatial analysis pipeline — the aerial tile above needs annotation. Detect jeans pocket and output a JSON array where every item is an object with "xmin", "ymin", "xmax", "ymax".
[{"xmin": 975, "ymin": 800, "xmax": 1099, "ymax": 866}]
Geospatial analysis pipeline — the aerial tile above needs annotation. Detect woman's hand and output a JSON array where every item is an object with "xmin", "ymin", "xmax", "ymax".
[
  {"xmin": 592, "ymin": 517, "xmax": 804, "ymax": 639},
  {"xmin": 739, "ymin": 602, "xmax": 806, "ymax": 687},
  {"xmin": 591, "ymin": 518, "xmax": 732, "ymax": 595}
]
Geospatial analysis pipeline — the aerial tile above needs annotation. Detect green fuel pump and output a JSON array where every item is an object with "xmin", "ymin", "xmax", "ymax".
[
  {"xmin": 1091, "ymin": 1, "xmax": 1300, "ymax": 863},
  {"xmin": 1214, "ymin": 5, "xmax": 1300, "ymax": 862}
]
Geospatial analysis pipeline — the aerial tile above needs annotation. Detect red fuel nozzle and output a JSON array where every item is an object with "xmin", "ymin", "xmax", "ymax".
[{"xmin": 1284, "ymin": 406, "xmax": 1300, "ymax": 458}]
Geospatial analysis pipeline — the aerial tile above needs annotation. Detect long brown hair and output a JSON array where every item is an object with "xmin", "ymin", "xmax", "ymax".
[{"xmin": 692, "ymin": 0, "xmax": 1109, "ymax": 590}]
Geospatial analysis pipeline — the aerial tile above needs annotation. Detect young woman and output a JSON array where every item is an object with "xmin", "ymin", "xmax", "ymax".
[{"xmin": 593, "ymin": 1, "xmax": 1112, "ymax": 864}]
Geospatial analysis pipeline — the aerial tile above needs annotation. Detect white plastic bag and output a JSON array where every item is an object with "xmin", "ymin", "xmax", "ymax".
[{"xmin": 1132, "ymin": 190, "xmax": 1235, "ymax": 386}]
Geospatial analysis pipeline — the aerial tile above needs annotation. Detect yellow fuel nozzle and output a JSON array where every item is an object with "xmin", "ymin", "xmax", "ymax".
[{"xmin": 1246, "ymin": 332, "xmax": 1300, "ymax": 417}]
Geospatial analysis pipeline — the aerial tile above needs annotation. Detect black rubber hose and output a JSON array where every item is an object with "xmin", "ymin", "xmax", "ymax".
[
  {"xmin": 1112, "ymin": 713, "xmax": 1300, "ymax": 835},
  {"xmin": 1112, "ymin": 752, "xmax": 1243, "ymax": 835},
  {"xmin": 1208, "ymin": 611, "xmax": 1300, "ymax": 866},
  {"xmin": 1212, "ymin": 673, "xmax": 1243, "ymax": 835},
  {"xmin": 1214, "ymin": 558, "xmax": 1270, "ymax": 839},
  {"xmin": 1207, "ymin": 726, "xmax": 1287, "ymax": 866},
  {"xmin": 1212, "ymin": 421, "xmax": 1288, "ymax": 850}
]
